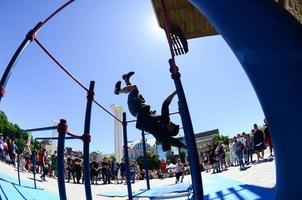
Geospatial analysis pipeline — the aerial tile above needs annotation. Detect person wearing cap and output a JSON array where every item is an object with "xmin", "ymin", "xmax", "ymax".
[{"xmin": 114, "ymin": 72, "xmax": 186, "ymax": 152}]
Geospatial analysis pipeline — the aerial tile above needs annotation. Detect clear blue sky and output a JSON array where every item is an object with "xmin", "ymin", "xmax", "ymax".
[{"xmin": 0, "ymin": 1, "xmax": 264, "ymax": 153}]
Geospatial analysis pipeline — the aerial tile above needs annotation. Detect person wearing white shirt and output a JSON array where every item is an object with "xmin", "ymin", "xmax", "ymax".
[{"xmin": 175, "ymin": 158, "xmax": 184, "ymax": 183}]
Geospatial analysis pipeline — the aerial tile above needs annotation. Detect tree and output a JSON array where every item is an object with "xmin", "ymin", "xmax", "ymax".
[
  {"xmin": 179, "ymin": 151, "xmax": 186, "ymax": 163},
  {"xmin": 212, "ymin": 135, "xmax": 230, "ymax": 148},
  {"xmin": 0, "ymin": 110, "xmax": 36, "ymax": 153},
  {"xmin": 108, "ymin": 154, "xmax": 116, "ymax": 161},
  {"xmin": 0, "ymin": 111, "xmax": 8, "ymax": 133},
  {"xmin": 136, "ymin": 152, "xmax": 160, "ymax": 170}
]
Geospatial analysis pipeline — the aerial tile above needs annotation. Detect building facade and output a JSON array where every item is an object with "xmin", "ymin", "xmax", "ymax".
[
  {"xmin": 194, "ymin": 129, "xmax": 220, "ymax": 156},
  {"xmin": 156, "ymin": 129, "xmax": 220, "ymax": 161},
  {"xmin": 128, "ymin": 138, "xmax": 157, "ymax": 160}
]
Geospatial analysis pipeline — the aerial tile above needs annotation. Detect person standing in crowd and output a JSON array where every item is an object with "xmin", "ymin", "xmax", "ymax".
[
  {"xmin": 119, "ymin": 159, "xmax": 126, "ymax": 184},
  {"xmin": 74, "ymin": 158, "xmax": 82, "ymax": 184},
  {"xmin": 208, "ymin": 148, "xmax": 216, "ymax": 174},
  {"xmin": 18, "ymin": 153, "xmax": 26, "ymax": 172},
  {"xmin": 0, "ymin": 134, "xmax": 4, "ymax": 161},
  {"xmin": 37, "ymin": 149, "xmax": 43, "ymax": 174},
  {"xmin": 50, "ymin": 151, "xmax": 57, "ymax": 177},
  {"xmin": 175, "ymin": 158, "xmax": 184, "ymax": 184},
  {"xmin": 90, "ymin": 160, "xmax": 100, "ymax": 185},
  {"xmin": 40, "ymin": 148, "xmax": 47, "ymax": 181},
  {"xmin": 225, "ymin": 147, "xmax": 231, "ymax": 168},
  {"xmin": 229, "ymin": 138, "xmax": 237, "ymax": 166},
  {"xmin": 65, "ymin": 158, "xmax": 73, "ymax": 183},
  {"xmin": 7, "ymin": 139, "xmax": 16, "ymax": 166},
  {"xmin": 135, "ymin": 161, "xmax": 141, "ymax": 181},
  {"xmin": 241, "ymin": 133, "xmax": 248, "ymax": 164},
  {"xmin": 235, "ymin": 136, "xmax": 245, "ymax": 171},
  {"xmin": 246, "ymin": 134, "xmax": 254, "ymax": 164},
  {"xmin": 160, "ymin": 159, "xmax": 167, "ymax": 179},
  {"xmin": 203, "ymin": 152, "xmax": 210, "ymax": 172},
  {"xmin": 129, "ymin": 161, "xmax": 136, "ymax": 183},
  {"xmin": 107, "ymin": 159, "xmax": 113, "ymax": 184},
  {"xmin": 112, "ymin": 161, "xmax": 120, "ymax": 184},
  {"xmin": 253, "ymin": 123, "xmax": 265, "ymax": 163},
  {"xmin": 216, "ymin": 141, "xmax": 227, "ymax": 171},
  {"xmin": 101, "ymin": 158, "xmax": 109, "ymax": 184},
  {"xmin": 264, "ymin": 119, "xmax": 273, "ymax": 158},
  {"xmin": 23, "ymin": 145, "xmax": 31, "ymax": 171}
]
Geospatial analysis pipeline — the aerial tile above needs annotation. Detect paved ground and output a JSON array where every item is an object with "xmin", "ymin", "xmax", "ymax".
[{"xmin": 0, "ymin": 152, "xmax": 276, "ymax": 200}]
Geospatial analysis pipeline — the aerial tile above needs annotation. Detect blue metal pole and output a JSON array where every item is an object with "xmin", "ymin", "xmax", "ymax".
[
  {"xmin": 57, "ymin": 119, "xmax": 68, "ymax": 200},
  {"xmin": 35, "ymin": 137, "xmax": 75, "ymax": 141},
  {"xmin": 0, "ymin": 22, "xmax": 42, "ymax": 102},
  {"xmin": 169, "ymin": 60, "xmax": 203, "ymax": 200},
  {"xmin": 122, "ymin": 112, "xmax": 133, "ymax": 200},
  {"xmin": 83, "ymin": 81, "xmax": 94, "ymax": 200},
  {"xmin": 23, "ymin": 126, "xmax": 58, "ymax": 132},
  {"xmin": 141, "ymin": 130, "xmax": 150, "ymax": 190},
  {"xmin": 33, "ymin": 139, "xmax": 37, "ymax": 189}
]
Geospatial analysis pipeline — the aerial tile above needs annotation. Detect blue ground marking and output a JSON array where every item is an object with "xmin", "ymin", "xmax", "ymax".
[
  {"xmin": 98, "ymin": 176, "xmax": 275, "ymax": 200},
  {"xmin": 0, "ymin": 172, "xmax": 40, "ymax": 189},
  {"xmin": 0, "ymin": 172, "xmax": 59, "ymax": 200},
  {"xmin": 203, "ymin": 176, "xmax": 275, "ymax": 200},
  {"xmin": 133, "ymin": 183, "xmax": 191, "ymax": 197},
  {"xmin": 98, "ymin": 183, "xmax": 191, "ymax": 198},
  {"xmin": 0, "ymin": 180, "xmax": 25, "ymax": 200}
]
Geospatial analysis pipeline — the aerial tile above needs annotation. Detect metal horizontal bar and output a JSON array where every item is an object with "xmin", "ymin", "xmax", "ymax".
[
  {"xmin": 35, "ymin": 136, "xmax": 75, "ymax": 141},
  {"xmin": 23, "ymin": 126, "xmax": 58, "ymax": 132}
]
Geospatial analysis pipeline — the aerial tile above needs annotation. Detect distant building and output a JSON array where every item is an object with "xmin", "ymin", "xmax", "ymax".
[
  {"xmin": 64, "ymin": 147, "xmax": 83, "ymax": 159},
  {"xmin": 157, "ymin": 129, "xmax": 220, "ymax": 160},
  {"xmin": 40, "ymin": 139, "xmax": 52, "ymax": 154},
  {"xmin": 194, "ymin": 129, "xmax": 220, "ymax": 155},
  {"xmin": 128, "ymin": 138, "xmax": 157, "ymax": 160},
  {"xmin": 89, "ymin": 151, "xmax": 104, "ymax": 162}
]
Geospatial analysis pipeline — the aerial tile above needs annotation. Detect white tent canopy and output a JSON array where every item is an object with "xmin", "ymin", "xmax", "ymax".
[{"xmin": 167, "ymin": 163, "xmax": 176, "ymax": 169}]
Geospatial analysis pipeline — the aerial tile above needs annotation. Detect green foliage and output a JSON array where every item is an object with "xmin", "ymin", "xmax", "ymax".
[
  {"xmin": 108, "ymin": 154, "xmax": 116, "ymax": 161},
  {"xmin": 212, "ymin": 135, "xmax": 230, "ymax": 148},
  {"xmin": 136, "ymin": 151, "xmax": 160, "ymax": 170},
  {"xmin": 0, "ymin": 111, "xmax": 20, "ymax": 139},
  {"xmin": 0, "ymin": 110, "xmax": 38, "ymax": 152},
  {"xmin": 179, "ymin": 151, "xmax": 186, "ymax": 163},
  {"xmin": 0, "ymin": 111, "xmax": 8, "ymax": 133}
]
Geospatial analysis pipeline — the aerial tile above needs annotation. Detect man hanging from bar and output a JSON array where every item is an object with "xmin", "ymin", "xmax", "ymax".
[{"xmin": 114, "ymin": 72, "xmax": 186, "ymax": 151}]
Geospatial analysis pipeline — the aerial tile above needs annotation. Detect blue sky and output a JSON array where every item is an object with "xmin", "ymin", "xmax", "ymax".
[{"xmin": 0, "ymin": 1, "xmax": 264, "ymax": 153}]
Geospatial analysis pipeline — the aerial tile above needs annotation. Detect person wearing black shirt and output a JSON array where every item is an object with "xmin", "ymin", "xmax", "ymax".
[
  {"xmin": 114, "ymin": 72, "xmax": 186, "ymax": 152},
  {"xmin": 253, "ymin": 124, "xmax": 265, "ymax": 163},
  {"xmin": 264, "ymin": 119, "xmax": 273, "ymax": 158}
]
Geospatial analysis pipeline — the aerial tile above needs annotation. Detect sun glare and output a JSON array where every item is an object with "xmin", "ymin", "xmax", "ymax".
[{"xmin": 148, "ymin": 15, "xmax": 166, "ymax": 39}]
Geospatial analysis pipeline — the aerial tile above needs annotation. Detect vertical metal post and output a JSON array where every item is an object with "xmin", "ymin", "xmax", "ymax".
[
  {"xmin": 141, "ymin": 130, "xmax": 150, "ymax": 190},
  {"xmin": 57, "ymin": 119, "xmax": 68, "ymax": 200},
  {"xmin": 83, "ymin": 81, "xmax": 94, "ymax": 200},
  {"xmin": 33, "ymin": 139, "xmax": 37, "ymax": 189},
  {"xmin": 122, "ymin": 112, "xmax": 133, "ymax": 200},
  {"xmin": 169, "ymin": 60, "xmax": 203, "ymax": 200}
]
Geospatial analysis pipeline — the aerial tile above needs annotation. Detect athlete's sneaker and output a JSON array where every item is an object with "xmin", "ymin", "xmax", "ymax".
[
  {"xmin": 122, "ymin": 71, "xmax": 135, "ymax": 81},
  {"xmin": 114, "ymin": 81, "xmax": 121, "ymax": 95}
]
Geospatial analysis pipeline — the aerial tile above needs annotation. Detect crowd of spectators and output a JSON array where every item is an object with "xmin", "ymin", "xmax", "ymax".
[
  {"xmin": 200, "ymin": 120, "xmax": 273, "ymax": 173},
  {"xmin": 0, "ymin": 119, "xmax": 274, "ymax": 185}
]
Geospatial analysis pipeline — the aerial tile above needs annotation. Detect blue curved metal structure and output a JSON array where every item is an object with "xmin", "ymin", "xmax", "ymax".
[{"xmin": 189, "ymin": 0, "xmax": 302, "ymax": 199}]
